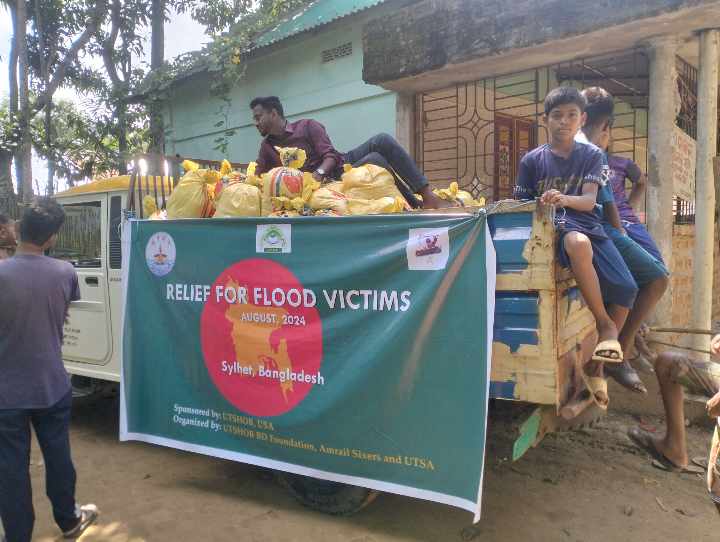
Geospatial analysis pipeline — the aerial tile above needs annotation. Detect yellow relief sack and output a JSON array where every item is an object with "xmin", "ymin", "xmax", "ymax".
[
  {"xmin": 309, "ymin": 184, "xmax": 348, "ymax": 215},
  {"xmin": 346, "ymin": 196, "xmax": 406, "ymax": 215},
  {"xmin": 341, "ymin": 164, "xmax": 404, "ymax": 201},
  {"xmin": 166, "ymin": 169, "xmax": 216, "ymax": 218},
  {"xmin": 246, "ymin": 162, "xmax": 263, "ymax": 189},
  {"xmin": 433, "ymin": 181, "xmax": 482, "ymax": 206},
  {"xmin": 262, "ymin": 169, "xmax": 319, "ymax": 216},
  {"xmin": 214, "ymin": 182, "xmax": 262, "ymax": 218}
]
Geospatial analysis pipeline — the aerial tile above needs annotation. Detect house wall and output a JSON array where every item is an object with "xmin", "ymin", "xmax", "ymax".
[
  {"xmin": 165, "ymin": 16, "xmax": 397, "ymax": 163},
  {"xmin": 672, "ymin": 224, "xmax": 720, "ymax": 331}
]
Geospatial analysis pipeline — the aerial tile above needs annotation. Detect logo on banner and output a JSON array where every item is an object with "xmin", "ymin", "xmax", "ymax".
[
  {"xmin": 407, "ymin": 228, "xmax": 449, "ymax": 270},
  {"xmin": 256, "ymin": 224, "xmax": 291, "ymax": 253},
  {"xmin": 200, "ymin": 259, "xmax": 322, "ymax": 417},
  {"xmin": 145, "ymin": 232, "xmax": 176, "ymax": 276}
]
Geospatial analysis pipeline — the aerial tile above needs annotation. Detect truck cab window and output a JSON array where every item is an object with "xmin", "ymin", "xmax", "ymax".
[{"xmin": 51, "ymin": 201, "xmax": 102, "ymax": 268}]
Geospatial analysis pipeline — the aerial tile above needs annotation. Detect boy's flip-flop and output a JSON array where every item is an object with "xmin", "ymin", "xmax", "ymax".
[
  {"xmin": 579, "ymin": 368, "xmax": 609, "ymax": 410},
  {"xmin": 628, "ymin": 427, "xmax": 703, "ymax": 474},
  {"xmin": 592, "ymin": 339, "xmax": 623, "ymax": 363},
  {"xmin": 604, "ymin": 361, "xmax": 648, "ymax": 394},
  {"xmin": 651, "ymin": 458, "xmax": 704, "ymax": 474}
]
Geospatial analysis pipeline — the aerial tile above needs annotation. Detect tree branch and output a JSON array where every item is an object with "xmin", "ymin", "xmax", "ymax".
[
  {"xmin": 8, "ymin": 2, "xmax": 18, "ymax": 118},
  {"xmin": 102, "ymin": 0, "xmax": 123, "ymax": 89},
  {"xmin": 33, "ymin": 0, "xmax": 109, "ymax": 114}
]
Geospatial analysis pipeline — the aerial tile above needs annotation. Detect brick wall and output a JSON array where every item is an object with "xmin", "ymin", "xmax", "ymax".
[{"xmin": 670, "ymin": 224, "xmax": 720, "ymax": 328}]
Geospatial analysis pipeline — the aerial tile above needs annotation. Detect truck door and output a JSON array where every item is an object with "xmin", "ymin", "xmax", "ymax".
[{"xmin": 52, "ymin": 195, "xmax": 112, "ymax": 365}]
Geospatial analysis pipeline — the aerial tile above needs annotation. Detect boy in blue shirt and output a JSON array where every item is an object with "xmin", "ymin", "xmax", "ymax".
[
  {"xmin": 514, "ymin": 87, "xmax": 638, "ymax": 407},
  {"xmin": 578, "ymin": 87, "xmax": 669, "ymax": 395}
]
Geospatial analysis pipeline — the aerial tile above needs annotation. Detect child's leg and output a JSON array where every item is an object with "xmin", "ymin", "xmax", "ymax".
[
  {"xmin": 607, "ymin": 304, "xmax": 630, "ymax": 336},
  {"xmin": 563, "ymin": 232, "xmax": 617, "ymax": 341}
]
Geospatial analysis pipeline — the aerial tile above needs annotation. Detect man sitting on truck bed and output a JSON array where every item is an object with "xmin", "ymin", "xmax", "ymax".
[
  {"xmin": 249, "ymin": 95, "xmax": 452, "ymax": 209},
  {"xmin": 577, "ymin": 87, "xmax": 669, "ymax": 395},
  {"xmin": 513, "ymin": 86, "xmax": 638, "ymax": 408}
]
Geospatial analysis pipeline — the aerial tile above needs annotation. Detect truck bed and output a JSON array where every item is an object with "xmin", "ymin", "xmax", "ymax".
[{"xmin": 488, "ymin": 201, "xmax": 596, "ymax": 411}]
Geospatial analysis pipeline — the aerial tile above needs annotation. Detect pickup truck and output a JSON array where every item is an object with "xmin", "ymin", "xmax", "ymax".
[{"xmin": 53, "ymin": 161, "xmax": 601, "ymax": 514}]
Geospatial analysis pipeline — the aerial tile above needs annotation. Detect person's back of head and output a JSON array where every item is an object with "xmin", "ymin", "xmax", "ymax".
[
  {"xmin": 544, "ymin": 86, "xmax": 586, "ymax": 116},
  {"xmin": 19, "ymin": 197, "xmax": 65, "ymax": 249},
  {"xmin": 581, "ymin": 87, "xmax": 614, "ymax": 143}
]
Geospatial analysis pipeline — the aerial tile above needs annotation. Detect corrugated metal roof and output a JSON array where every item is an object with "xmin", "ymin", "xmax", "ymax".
[{"xmin": 253, "ymin": 0, "xmax": 385, "ymax": 48}]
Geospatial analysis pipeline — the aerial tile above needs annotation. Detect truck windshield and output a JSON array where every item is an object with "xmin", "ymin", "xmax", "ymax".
[{"xmin": 50, "ymin": 201, "xmax": 102, "ymax": 268}]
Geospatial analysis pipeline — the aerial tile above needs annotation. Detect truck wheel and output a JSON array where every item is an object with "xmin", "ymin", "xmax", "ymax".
[
  {"xmin": 276, "ymin": 473, "xmax": 380, "ymax": 515},
  {"xmin": 71, "ymin": 376, "xmax": 116, "ymax": 406}
]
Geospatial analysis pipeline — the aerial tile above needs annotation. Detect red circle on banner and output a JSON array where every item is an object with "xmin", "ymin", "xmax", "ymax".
[{"xmin": 200, "ymin": 259, "xmax": 323, "ymax": 417}]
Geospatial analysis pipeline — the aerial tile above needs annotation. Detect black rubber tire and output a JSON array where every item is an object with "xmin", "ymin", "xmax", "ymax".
[
  {"xmin": 71, "ymin": 376, "xmax": 116, "ymax": 407},
  {"xmin": 276, "ymin": 473, "xmax": 380, "ymax": 515}
]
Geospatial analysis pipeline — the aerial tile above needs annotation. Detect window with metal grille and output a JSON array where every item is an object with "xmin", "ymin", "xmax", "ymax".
[
  {"xmin": 109, "ymin": 196, "xmax": 122, "ymax": 269},
  {"xmin": 673, "ymin": 197, "xmax": 696, "ymax": 225},
  {"xmin": 322, "ymin": 42, "xmax": 352, "ymax": 63},
  {"xmin": 415, "ymin": 48, "xmax": 650, "ymax": 201}
]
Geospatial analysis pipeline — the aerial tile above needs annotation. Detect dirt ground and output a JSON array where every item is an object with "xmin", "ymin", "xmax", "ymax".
[{"xmin": 17, "ymin": 393, "xmax": 718, "ymax": 542}]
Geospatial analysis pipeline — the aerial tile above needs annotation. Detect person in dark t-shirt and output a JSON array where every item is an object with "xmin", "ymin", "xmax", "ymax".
[
  {"xmin": 578, "ymin": 87, "xmax": 669, "ymax": 395},
  {"xmin": 514, "ymin": 87, "xmax": 637, "ymax": 409},
  {"xmin": 607, "ymin": 154, "xmax": 664, "ymax": 263},
  {"xmin": 0, "ymin": 198, "xmax": 98, "ymax": 542}
]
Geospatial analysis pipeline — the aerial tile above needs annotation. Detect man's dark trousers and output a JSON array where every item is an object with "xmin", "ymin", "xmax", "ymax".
[
  {"xmin": 0, "ymin": 391, "xmax": 78, "ymax": 542},
  {"xmin": 343, "ymin": 133, "xmax": 427, "ymax": 207}
]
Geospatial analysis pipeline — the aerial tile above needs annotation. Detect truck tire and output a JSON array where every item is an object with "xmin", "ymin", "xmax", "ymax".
[
  {"xmin": 71, "ymin": 376, "xmax": 116, "ymax": 406},
  {"xmin": 276, "ymin": 473, "xmax": 380, "ymax": 515}
]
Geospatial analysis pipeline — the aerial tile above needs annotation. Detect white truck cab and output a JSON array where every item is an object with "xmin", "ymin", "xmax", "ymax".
[{"xmin": 54, "ymin": 180, "xmax": 128, "ymax": 392}]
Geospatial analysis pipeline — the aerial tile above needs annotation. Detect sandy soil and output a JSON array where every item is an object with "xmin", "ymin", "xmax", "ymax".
[{"xmin": 15, "ymin": 395, "xmax": 718, "ymax": 542}]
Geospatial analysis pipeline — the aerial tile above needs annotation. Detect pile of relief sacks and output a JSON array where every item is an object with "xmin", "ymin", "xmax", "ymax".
[{"xmin": 150, "ymin": 147, "xmax": 484, "ymax": 220}]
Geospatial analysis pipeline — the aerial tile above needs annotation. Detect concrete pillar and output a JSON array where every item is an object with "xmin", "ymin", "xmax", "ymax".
[
  {"xmin": 691, "ymin": 29, "xmax": 720, "ymax": 356},
  {"xmin": 395, "ymin": 92, "xmax": 416, "ymax": 157},
  {"xmin": 646, "ymin": 36, "xmax": 680, "ymax": 326}
]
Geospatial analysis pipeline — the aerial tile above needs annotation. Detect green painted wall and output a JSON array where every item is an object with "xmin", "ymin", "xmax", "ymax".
[{"xmin": 166, "ymin": 14, "xmax": 397, "ymax": 163}]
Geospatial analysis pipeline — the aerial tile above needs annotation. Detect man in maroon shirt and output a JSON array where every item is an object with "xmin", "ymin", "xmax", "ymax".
[{"xmin": 250, "ymin": 96, "xmax": 451, "ymax": 208}]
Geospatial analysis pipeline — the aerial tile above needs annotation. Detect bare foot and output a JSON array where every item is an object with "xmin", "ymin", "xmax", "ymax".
[
  {"xmin": 419, "ymin": 189, "xmax": 458, "ymax": 209},
  {"xmin": 650, "ymin": 433, "xmax": 689, "ymax": 469},
  {"xmin": 596, "ymin": 320, "xmax": 619, "ymax": 344}
]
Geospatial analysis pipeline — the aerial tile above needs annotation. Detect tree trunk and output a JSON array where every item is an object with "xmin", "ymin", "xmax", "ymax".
[
  {"xmin": 45, "ymin": 100, "xmax": 54, "ymax": 195},
  {"xmin": 0, "ymin": 151, "xmax": 17, "ymax": 218},
  {"xmin": 8, "ymin": 1, "xmax": 20, "ymax": 197},
  {"xmin": 148, "ymin": 0, "xmax": 165, "ymax": 175},
  {"xmin": 16, "ymin": 0, "xmax": 33, "ymax": 203},
  {"xmin": 117, "ymin": 100, "xmax": 128, "ymax": 175}
]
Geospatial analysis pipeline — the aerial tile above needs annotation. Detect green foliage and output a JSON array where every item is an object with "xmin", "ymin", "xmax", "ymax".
[
  {"xmin": 0, "ymin": 110, "xmax": 23, "ymax": 155},
  {"xmin": 33, "ymin": 100, "xmax": 147, "ymax": 181},
  {"xmin": 149, "ymin": 0, "xmax": 313, "ymax": 154}
]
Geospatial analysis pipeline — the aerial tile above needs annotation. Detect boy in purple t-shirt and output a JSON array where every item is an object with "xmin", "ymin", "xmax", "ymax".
[
  {"xmin": 0, "ymin": 198, "xmax": 98, "ymax": 542},
  {"xmin": 514, "ymin": 87, "xmax": 637, "ymax": 408},
  {"xmin": 607, "ymin": 154, "xmax": 664, "ymax": 262}
]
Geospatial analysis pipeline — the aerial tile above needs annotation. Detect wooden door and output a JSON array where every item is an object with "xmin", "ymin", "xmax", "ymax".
[{"xmin": 494, "ymin": 114, "xmax": 536, "ymax": 200}]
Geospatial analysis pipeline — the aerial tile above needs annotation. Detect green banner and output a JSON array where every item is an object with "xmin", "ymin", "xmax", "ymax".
[{"xmin": 120, "ymin": 213, "xmax": 495, "ymax": 519}]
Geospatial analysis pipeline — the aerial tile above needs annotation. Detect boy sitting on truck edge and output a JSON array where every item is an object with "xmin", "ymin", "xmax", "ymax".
[
  {"xmin": 249, "ymin": 95, "xmax": 453, "ymax": 209},
  {"xmin": 577, "ymin": 87, "xmax": 669, "ymax": 395},
  {"xmin": 513, "ymin": 86, "xmax": 638, "ymax": 407}
]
